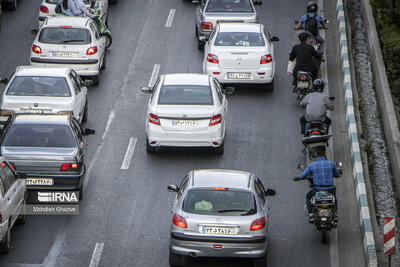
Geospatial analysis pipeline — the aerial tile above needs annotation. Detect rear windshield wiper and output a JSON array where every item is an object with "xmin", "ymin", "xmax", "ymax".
[
  {"xmin": 217, "ymin": 209, "xmax": 248, "ymax": 213},
  {"xmin": 62, "ymin": 39, "xmax": 85, "ymax": 43}
]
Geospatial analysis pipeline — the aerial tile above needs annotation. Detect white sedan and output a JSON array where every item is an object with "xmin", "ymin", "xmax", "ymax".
[
  {"xmin": 0, "ymin": 66, "xmax": 88, "ymax": 123},
  {"xmin": 203, "ymin": 23, "xmax": 279, "ymax": 91},
  {"xmin": 30, "ymin": 16, "xmax": 107, "ymax": 85},
  {"xmin": 38, "ymin": 0, "xmax": 108, "ymax": 28},
  {"xmin": 141, "ymin": 73, "xmax": 233, "ymax": 154}
]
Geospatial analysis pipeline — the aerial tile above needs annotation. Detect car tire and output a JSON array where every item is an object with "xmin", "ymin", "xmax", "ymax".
[
  {"xmin": 91, "ymin": 75, "xmax": 99, "ymax": 85},
  {"xmin": 146, "ymin": 138, "xmax": 156, "ymax": 153},
  {"xmin": 16, "ymin": 214, "xmax": 26, "ymax": 225},
  {"xmin": 82, "ymin": 101, "xmax": 88, "ymax": 123},
  {"xmin": 253, "ymin": 254, "xmax": 267, "ymax": 267},
  {"xmin": 266, "ymin": 80, "xmax": 274, "ymax": 92},
  {"xmin": 213, "ymin": 143, "xmax": 224, "ymax": 154},
  {"xmin": 79, "ymin": 186, "xmax": 83, "ymax": 200},
  {"xmin": 197, "ymin": 40, "xmax": 204, "ymax": 50},
  {"xmin": 105, "ymin": 33, "xmax": 112, "ymax": 48},
  {"xmin": 101, "ymin": 53, "xmax": 106, "ymax": 70},
  {"xmin": 169, "ymin": 251, "xmax": 184, "ymax": 267},
  {"xmin": 195, "ymin": 24, "xmax": 199, "ymax": 38},
  {"xmin": 7, "ymin": 0, "xmax": 16, "ymax": 10},
  {"xmin": 0, "ymin": 226, "xmax": 11, "ymax": 254},
  {"xmin": 109, "ymin": 0, "xmax": 117, "ymax": 5}
]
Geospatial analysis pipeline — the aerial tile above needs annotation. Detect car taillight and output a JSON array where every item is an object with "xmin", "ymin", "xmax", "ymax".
[
  {"xmin": 260, "ymin": 54, "xmax": 272, "ymax": 64},
  {"xmin": 207, "ymin": 53, "xmax": 219, "ymax": 64},
  {"xmin": 173, "ymin": 214, "xmax": 187, "ymax": 228},
  {"xmin": 86, "ymin": 46, "xmax": 98, "ymax": 55},
  {"xmin": 32, "ymin": 45, "xmax": 42, "ymax": 54},
  {"xmin": 250, "ymin": 217, "xmax": 266, "ymax": 231},
  {"xmin": 60, "ymin": 163, "xmax": 79, "ymax": 171},
  {"xmin": 300, "ymin": 76, "xmax": 307, "ymax": 81},
  {"xmin": 201, "ymin": 22, "xmax": 213, "ymax": 30},
  {"xmin": 40, "ymin": 5, "xmax": 49, "ymax": 13},
  {"xmin": 0, "ymin": 214, "xmax": 2, "ymax": 223},
  {"xmin": 9, "ymin": 162, "xmax": 16, "ymax": 171},
  {"xmin": 148, "ymin": 113, "xmax": 160, "ymax": 125},
  {"xmin": 209, "ymin": 114, "xmax": 222, "ymax": 126}
]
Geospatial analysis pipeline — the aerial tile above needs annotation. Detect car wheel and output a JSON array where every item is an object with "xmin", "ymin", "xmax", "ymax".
[
  {"xmin": 169, "ymin": 251, "xmax": 184, "ymax": 267},
  {"xmin": 101, "ymin": 52, "xmax": 106, "ymax": 70},
  {"xmin": 266, "ymin": 80, "xmax": 274, "ymax": 92},
  {"xmin": 79, "ymin": 186, "xmax": 83, "ymax": 200},
  {"xmin": 16, "ymin": 214, "xmax": 26, "ymax": 225},
  {"xmin": 213, "ymin": 143, "xmax": 224, "ymax": 154},
  {"xmin": 7, "ymin": 0, "xmax": 16, "ymax": 10},
  {"xmin": 197, "ymin": 40, "xmax": 204, "ymax": 50},
  {"xmin": 91, "ymin": 75, "xmax": 99, "ymax": 85},
  {"xmin": 253, "ymin": 254, "xmax": 267, "ymax": 267},
  {"xmin": 82, "ymin": 101, "xmax": 88, "ymax": 123},
  {"xmin": 195, "ymin": 24, "xmax": 199, "ymax": 38},
  {"xmin": 146, "ymin": 138, "xmax": 156, "ymax": 153},
  {"xmin": 0, "ymin": 226, "xmax": 11, "ymax": 254},
  {"xmin": 109, "ymin": 0, "xmax": 117, "ymax": 5},
  {"xmin": 105, "ymin": 34, "xmax": 112, "ymax": 48}
]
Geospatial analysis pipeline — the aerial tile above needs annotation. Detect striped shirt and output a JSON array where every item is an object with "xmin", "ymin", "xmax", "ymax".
[{"xmin": 300, "ymin": 157, "xmax": 339, "ymax": 190}]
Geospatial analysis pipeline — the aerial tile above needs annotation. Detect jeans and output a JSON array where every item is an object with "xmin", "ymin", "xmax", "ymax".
[
  {"xmin": 306, "ymin": 188, "xmax": 336, "ymax": 214},
  {"xmin": 300, "ymin": 115, "xmax": 331, "ymax": 135}
]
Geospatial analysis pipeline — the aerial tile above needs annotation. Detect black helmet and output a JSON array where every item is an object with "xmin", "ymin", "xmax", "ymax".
[
  {"xmin": 307, "ymin": 2, "xmax": 318, "ymax": 13},
  {"xmin": 313, "ymin": 79, "xmax": 324, "ymax": 92}
]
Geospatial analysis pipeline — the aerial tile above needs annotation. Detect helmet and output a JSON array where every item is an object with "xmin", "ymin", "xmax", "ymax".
[
  {"xmin": 313, "ymin": 79, "xmax": 324, "ymax": 92},
  {"xmin": 307, "ymin": 2, "xmax": 318, "ymax": 13}
]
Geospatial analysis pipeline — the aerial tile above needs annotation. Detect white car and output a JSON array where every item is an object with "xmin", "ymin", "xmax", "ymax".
[
  {"xmin": 203, "ymin": 23, "xmax": 279, "ymax": 90},
  {"xmin": 30, "ymin": 16, "xmax": 107, "ymax": 85},
  {"xmin": 141, "ymin": 73, "xmax": 233, "ymax": 154},
  {"xmin": 0, "ymin": 66, "xmax": 88, "ymax": 123},
  {"xmin": 38, "ymin": 0, "xmax": 108, "ymax": 28}
]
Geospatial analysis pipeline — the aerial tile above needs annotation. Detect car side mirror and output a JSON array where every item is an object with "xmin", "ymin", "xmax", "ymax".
[
  {"xmin": 31, "ymin": 29, "xmax": 39, "ymax": 35},
  {"xmin": 17, "ymin": 172, "xmax": 27, "ymax": 179},
  {"xmin": 223, "ymin": 86, "xmax": 235, "ymax": 95},
  {"xmin": 83, "ymin": 128, "xmax": 96, "ymax": 135},
  {"xmin": 336, "ymin": 162, "xmax": 343, "ymax": 175},
  {"xmin": 141, "ymin": 86, "xmax": 153, "ymax": 93},
  {"xmin": 83, "ymin": 80, "xmax": 94, "ymax": 87},
  {"xmin": 265, "ymin": 189, "xmax": 276, "ymax": 196},
  {"xmin": 252, "ymin": 0, "xmax": 262, "ymax": 5},
  {"xmin": 329, "ymin": 96, "xmax": 335, "ymax": 101},
  {"xmin": 0, "ymin": 77, "xmax": 9, "ymax": 85},
  {"xmin": 271, "ymin": 36, "xmax": 280, "ymax": 42},
  {"xmin": 167, "ymin": 184, "xmax": 179, "ymax": 193}
]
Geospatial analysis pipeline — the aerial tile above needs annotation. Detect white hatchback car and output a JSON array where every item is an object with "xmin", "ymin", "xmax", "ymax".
[
  {"xmin": 38, "ymin": 0, "xmax": 108, "ymax": 28},
  {"xmin": 0, "ymin": 66, "xmax": 88, "ymax": 123},
  {"xmin": 203, "ymin": 23, "xmax": 279, "ymax": 90},
  {"xmin": 30, "ymin": 16, "xmax": 107, "ymax": 85},
  {"xmin": 141, "ymin": 74, "xmax": 233, "ymax": 154}
]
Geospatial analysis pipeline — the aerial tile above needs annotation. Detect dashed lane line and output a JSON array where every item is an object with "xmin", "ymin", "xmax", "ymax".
[
  {"xmin": 121, "ymin": 137, "xmax": 138, "ymax": 169},
  {"xmin": 88, "ymin": 242, "xmax": 104, "ymax": 267},
  {"xmin": 165, "ymin": 9, "xmax": 176, "ymax": 27}
]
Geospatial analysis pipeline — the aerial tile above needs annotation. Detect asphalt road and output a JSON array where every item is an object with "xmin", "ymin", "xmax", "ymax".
[{"xmin": 0, "ymin": 0, "xmax": 366, "ymax": 266}]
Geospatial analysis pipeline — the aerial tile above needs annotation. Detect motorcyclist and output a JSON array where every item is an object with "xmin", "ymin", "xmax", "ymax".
[
  {"xmin": 299, "ymin": 79, "xmax": 333, "ymax": 135},
  {"xmin": 289, "ymin": 32, "xmax": 322, "ymax": 89},
  {"xmin": 296, "ymin": 2, "xmax": 327, "ymax": 42},
  {"xmin": 295, "ymin": 146, "xmax": 339, "ymax": 223},
  {"xmin": 60, "ymin": 0, "xmax": 97, "ymax": 19}
]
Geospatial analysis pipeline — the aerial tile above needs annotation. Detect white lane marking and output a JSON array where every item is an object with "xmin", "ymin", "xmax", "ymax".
[
  {"xmin": 88, "ymin": 242, "xmax": 104, "ymax": 267},
  {"xmin": 165, "ymin": 9, "xmax": 176, "ymax": 27},
  {"xmin": 42, "ymin": 219, "xmax": 69, "ymax": 267},
  {"xmin": 121, "ymin": 137, "xmax": 138, "ymax": 169},
  {"xmin": 148, "ymin": 64, "xmax": 161, "ymax": 87}
]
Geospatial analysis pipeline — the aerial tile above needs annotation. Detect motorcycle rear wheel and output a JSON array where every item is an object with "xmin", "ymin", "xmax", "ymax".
[{"xmin": 321, "ymin": 229, "xmax": 328, "ymax": 244}]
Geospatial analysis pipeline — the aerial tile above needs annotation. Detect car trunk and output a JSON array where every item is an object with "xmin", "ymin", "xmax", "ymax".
[
  {"xmin": 213, "ymin": 46, "xmax": 267, "ymax": 69},
  {"xmin": 203, "ymin": 12, "xmax": 258, "ymax": 27},
  {"xmin": 156, "ymin": 105, "xmax": 214, "ymax": 132},
  {"xmin": 2, "ymin": 96, "xmax": 72, "ymax": 114},
  {"xmin": 38, "ymin": 43, "xmax": 91, "ymax": 60}
]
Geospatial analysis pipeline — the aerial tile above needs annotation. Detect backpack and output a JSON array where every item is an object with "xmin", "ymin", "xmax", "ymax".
[{"xmin": 304, "ymin": 14, "xmax": 318, "ymax": 37}]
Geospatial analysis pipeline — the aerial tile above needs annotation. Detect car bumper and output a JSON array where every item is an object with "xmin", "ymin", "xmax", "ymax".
[
  {"xmin": 147, "ymin": 123, "xmax": 225, "ymax": 148},
  {"xmin": 205, "ymin": 66, "xmax": 274, "ymax": 84},
  {"xmin": 30, "ymin": 58, "xmax": 100, "ymax": 76},
  {"xmin": 24, "ymin": 172, "xmax": 84, "ymax": 191},
  {"xmin": 170, "ymin": 232, "xmax": 267, "ymax": 258}
]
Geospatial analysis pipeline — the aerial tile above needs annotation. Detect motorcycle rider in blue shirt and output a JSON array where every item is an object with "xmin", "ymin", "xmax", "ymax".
[{"xmin": 296, "ymin": 2, "xmax": 326, "ymax": 42}]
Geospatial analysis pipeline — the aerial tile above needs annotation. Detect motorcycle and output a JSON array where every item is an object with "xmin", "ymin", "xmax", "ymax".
[{"xmin": 294, "ymin": 162, "xmax": 342, "ymax": 244}]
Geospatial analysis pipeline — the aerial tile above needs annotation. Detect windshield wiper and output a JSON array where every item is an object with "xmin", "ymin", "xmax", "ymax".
[
  {"xmin": 217, "ymin": 209, "xmax": 248, "ymax": 213},
  {"xmin": 62, "ymin": 39, "xmax": 85, "ymax": 43}
]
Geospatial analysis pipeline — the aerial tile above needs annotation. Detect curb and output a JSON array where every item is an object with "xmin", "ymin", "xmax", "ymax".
[{"xmin": 335, "ymin": 0, "xmax": 378, "ymax": 266}]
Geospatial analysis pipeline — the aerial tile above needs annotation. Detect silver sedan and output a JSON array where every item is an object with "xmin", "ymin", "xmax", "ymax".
[{"xmin": 167, "ymin": 169, "xmax": 276, "ymax": 267}]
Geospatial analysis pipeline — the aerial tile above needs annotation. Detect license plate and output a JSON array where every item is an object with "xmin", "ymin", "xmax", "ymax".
[
  {"xmin": 51, "ymin": 51, "xmax": 77, "ymax": 57},
  {"xmin": 171, "ymin": 120, "xmax": 197, "ymax": 127},
  {"xmin": 227, "ymin": 73, "xmax": 251, "ymax": 79},
  {"xmin": 298, "ymin": 81, "xmax": 309, "ymax": 88},
  {"xmin": 26, "ymin": 178, "xmax": 54, "ymax": 186},
  {"xmin": 201, "ymin": 227, "xmax": 236, "ymax": 235},
  {"xmin": 318, "ymin": 209, "xmax": 331, "ymax": 217}
]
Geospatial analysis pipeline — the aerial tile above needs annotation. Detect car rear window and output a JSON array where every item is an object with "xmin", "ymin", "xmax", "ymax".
[
  {"xmin": 2, "ymin": 124, "xmax": 76, "ymax": 148},
  {"xmin": 215, "ymin": 32, "xmax": 265, "ymax": 46},
  {"xmin": 6, "ymin": 76, "xmax": 71, "ymax": 97},
  {"xmin": 183, "ymin": 188, "xmax": 257, "ymax": 215},
  {"xmin": 39, "ymin": 27, "xmax": 91, "ymax": 45},
  {"xmin": 205, "ymin": 0, "xmax": 254, "ymax": 12},
  {"xmin": 158, "ymin": 85, "xmax": 213, "ymax": 105}
]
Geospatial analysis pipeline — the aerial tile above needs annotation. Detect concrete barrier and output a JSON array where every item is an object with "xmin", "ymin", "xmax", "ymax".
[{"xmin": 335, "ymin": 0, "xmax": 377, "ymax": 265}]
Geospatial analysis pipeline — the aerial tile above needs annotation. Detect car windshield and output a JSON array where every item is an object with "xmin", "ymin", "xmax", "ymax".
[
  {"xmin": 205, "ymin": 0, "xmax": 254, "ymax": 13},
  {"xmin": 39, "ymin": 27, "xmax": 91, "ymax": 45},
  {"xmin": 215, "ymin": 32, "xmax": 265, "ymax": 46},
  {"xmin": 183, "ymin": 188, "xmax": 257, "ymax": 216},
  {"xmin": 6, "ymin": 76, "xmax": 71, "ymax": 97},
  {"xmin": 2, "ymin": 124, "xmax": 76, "ymax": 148},
  {"xmin": 158, "ymin": 85, "xmax": 213, "ymax": 105}
]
